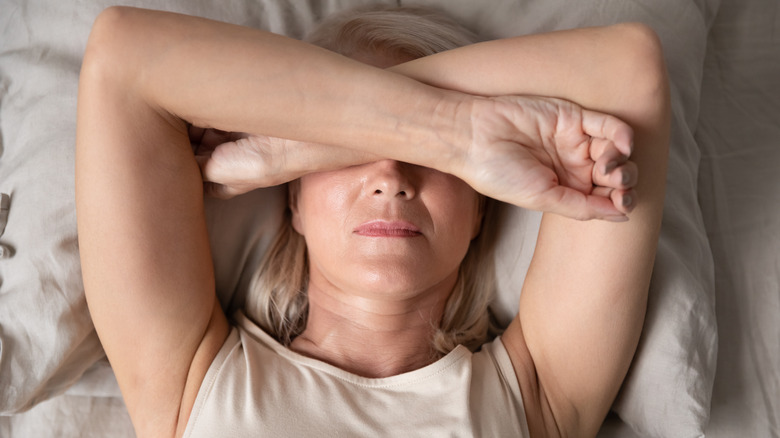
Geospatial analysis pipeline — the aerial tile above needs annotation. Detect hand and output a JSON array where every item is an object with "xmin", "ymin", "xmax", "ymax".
[
  {"xmin": 461, "ymin": 96, "xmax": 637, "ymax": 221},
  {"xmin": 189, "ymin": 127, "xmax": 378, "ymax": 199},
  {"xmin": 188, "ymin": 127, "xmax": 281, "ymax": 198}
]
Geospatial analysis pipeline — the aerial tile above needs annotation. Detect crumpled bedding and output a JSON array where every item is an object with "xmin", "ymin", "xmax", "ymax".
[
  {"xmin": 696, "ymin": 0, "xmax": 780, "ymax": 435},
  {"xmin": 1, "ymin": 0, "xmax": 776, "ymax": 436}
]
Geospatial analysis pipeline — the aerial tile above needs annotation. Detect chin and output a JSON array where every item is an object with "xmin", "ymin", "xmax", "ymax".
[
  {"xmin": 347, "ymin": 259, "xmax": 457, "ymax": 300},
  {"xmin": 354, "ymin": 266, "xmax": 425, "ymax": 295}
]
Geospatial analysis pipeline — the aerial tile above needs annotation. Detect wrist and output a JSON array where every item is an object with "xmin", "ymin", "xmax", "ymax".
[
  {"xmin": 411, "ymin": 90, "xmax": 476, "ymax": 178},
  {"xmin": 270, "ymin": 139, "xmax": 379, "ymax": 183}
]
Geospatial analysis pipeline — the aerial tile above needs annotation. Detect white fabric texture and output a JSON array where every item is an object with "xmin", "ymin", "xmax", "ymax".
[
  {"xmin": 696, "ymin": 0, "xmax": 780, "ymax": 435},
  {"xmin": 10, "ymin": 0, "xmax": 780, "ymax": 436},
  {"xmin": 183, "ymin": 312, "xmax": 530, "ymax": 438}
]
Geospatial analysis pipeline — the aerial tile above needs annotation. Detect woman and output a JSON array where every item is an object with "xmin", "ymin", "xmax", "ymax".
[{"xmin": 76, "ymin": 5, "xmax": 669, "ymax": 438}]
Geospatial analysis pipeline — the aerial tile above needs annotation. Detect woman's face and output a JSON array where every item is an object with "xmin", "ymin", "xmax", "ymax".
[{"xmin": 291, "ymin": 160, "xmax": 482, "ymax": 300}]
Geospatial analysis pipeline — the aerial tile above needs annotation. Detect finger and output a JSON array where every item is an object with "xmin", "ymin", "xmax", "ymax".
[
  {"xmin": 203, "ymin": 182, "xmax": 238, "ymax": 200},
  {"xmin": 591, "ymin": 186, "xmax": 614, "ymax": 198},
  {"xmin": 588, "ymin": 136, "xmax": 629, "ymax": 183},
  {"xmin": 592, "ymin": 160, "xmax": 638, "ymax": 189},
  {"xmin": 201, "ymin": 129, "xmax": 235, "ymax": 149},
  {"xmin": 592, "ymin": 135, "xmax": 630, "ymax": 175},
  {"xmin": 587, "ymin": 137, "xmax": 618, "ymax": 163},
  {"xmin": 581, "ymin": 109, "xmax": 634, "ymax": 156},
  {"xmin": 591, "ymin": 185, "xmax": 637, "ymax": 213},
  {"xmin": 543, "ymin": 185, "xmax": 628, "ymax": 222},
  {"xmin": 610, "ymin": 188, "xmax": 637, "ymax": 214}
]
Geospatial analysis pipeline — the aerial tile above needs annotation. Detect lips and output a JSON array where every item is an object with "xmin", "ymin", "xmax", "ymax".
[{"xmin": 353, "ymin": 220, "xmax": 422, "ymax": 237}]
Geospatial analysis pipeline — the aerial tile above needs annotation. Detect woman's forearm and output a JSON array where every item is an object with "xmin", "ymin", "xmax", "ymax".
[
  {"xmin": 390, "ymin": 23, "xmax": 665, "ymax": 123},
  {"xmin": 264, "ymin": 23, "xmax": 664, "ymax": 192},
  {"xmin": 86, "ymin": 7, "xmax": 470, "ymax": 174}
]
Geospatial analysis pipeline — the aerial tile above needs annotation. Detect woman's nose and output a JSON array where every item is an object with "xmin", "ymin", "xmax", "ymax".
[{"xmin": 365, "ymin": 160, "xmax": 416, "ymax": 200}]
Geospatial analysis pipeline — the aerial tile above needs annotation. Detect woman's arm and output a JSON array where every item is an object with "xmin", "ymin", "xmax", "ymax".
[
  {"xmin": 80, "ymin": 7, "xmax": 624, "ymax": 436},
  {"xmin": 193, "ymin": 23, "xmax": 668, "ymax": 435},
  {"xmin": 88, "ymin": 7, "xmax": 469, "ymax": 170},
  {"xmin": 389, "ymin": 23, "xmax": 660, "ymax": 114},
  {"xmin": 78, "ymin": 6, "xmax": 663, "ymax": 436},
  {"xmin": 198, "ymin": 26, "xmax": 652, "ymax": 220},
  {"xmin": 397, "ymin": 24, "xmax": 670, "ymax": 437},
  {"xmin": 75, "ymin": 7, "xmax": 473, "ymax": 437}
]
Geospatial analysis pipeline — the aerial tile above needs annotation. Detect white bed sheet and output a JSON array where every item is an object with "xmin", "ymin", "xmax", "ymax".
[{"xmin": 697, "ymin": 0, "xmax": 780, "ymax": 436}]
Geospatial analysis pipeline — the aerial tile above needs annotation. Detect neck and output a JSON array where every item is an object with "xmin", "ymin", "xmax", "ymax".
[{"xmin": 289, "ymin": 272, "xmax": 457, "ymax": 378}]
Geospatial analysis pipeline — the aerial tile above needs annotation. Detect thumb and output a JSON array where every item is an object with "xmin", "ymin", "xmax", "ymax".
[
  {"xmin": 203, "ymin": 181, "xmax": 239, "ymax": 200},
  {"xmin": 194, "ymin": 150, "xmax": 218, "ymax": 182},
  {"xmin": 544, "ymin": 186, "xmax": 628, "ymax": 222}
]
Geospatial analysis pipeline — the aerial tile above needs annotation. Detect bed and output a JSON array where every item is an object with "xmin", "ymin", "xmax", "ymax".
[{"xmin": 0, "ymin": 0, "xmax": 777, "ymax": 436}]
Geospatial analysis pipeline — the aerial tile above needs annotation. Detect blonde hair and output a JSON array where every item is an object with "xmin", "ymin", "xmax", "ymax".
[
  {"xmin": 303, "ymin": 5, "xmax": 479, "ymax": 58},
  {"xmin": 244, "ymin": 6, "xmax": 499, "ymax": 355}
]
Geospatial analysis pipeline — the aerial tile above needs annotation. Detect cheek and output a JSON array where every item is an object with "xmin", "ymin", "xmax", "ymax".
[
  {"xmin": 424, "ymin": 178, "xmax": 481, "ymax": 263},
  {"xmin": 295, "ymin": 174, "xmax": 350, "ymax": 235},
  {"xmin": 431, "ymin": 179, "xmax": 480, "ymax": 237},
  {"xmin": 294, "ymin": 174, "xmax": 357, "ymax": 263}
]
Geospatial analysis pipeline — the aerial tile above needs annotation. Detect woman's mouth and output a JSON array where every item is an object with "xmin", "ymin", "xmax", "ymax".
[{"xmin": 353, "ymin": 220, "xmax": 422, "ymax": 237}]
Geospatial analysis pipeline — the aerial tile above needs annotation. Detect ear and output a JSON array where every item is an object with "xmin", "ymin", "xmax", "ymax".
[
  {"xmin": 471, "ymin": 194, "xmax": 486, "ymax": 240},
  {"xmin": 288, "ymin": 179, "xmax": 304, "ymax": 236}
]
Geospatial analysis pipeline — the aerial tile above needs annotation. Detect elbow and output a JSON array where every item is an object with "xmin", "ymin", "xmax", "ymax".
[
  {"xmin": 610, "ymin": 23, "xmax": 670, "ymax": 215},
  {"xmin": 614, "ymin": 23, "xmax": 670, "ymax": 120},
  {"xmin": 83, "ymin": 7, "xmax": 125, "ymax": 63},
  {"xmin": 595, "ymin": 23, "xmax": 671, "ymax": 167},
  {"xmin": 77, "ymin": 7, "xmax": 139, "ymax": 159},
  {"xmin": 81, "ymin": 7, "xmax": 135, "ymax": 84}
]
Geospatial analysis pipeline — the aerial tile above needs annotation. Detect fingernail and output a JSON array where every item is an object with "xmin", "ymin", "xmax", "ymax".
[
  {"xmin": 622, "ymin": 194, "xmax": 633, "ymax": 207},
  {"xmin": 622, "ymin": 171, "xmax": 632, "ymax": 186},
  {"xmin": 605, "ymin": 215, "xmax": 629, "ymax": 223},
  {"xmin": 604, "ymin": 161, "xmax": 617, "ymax": 175}
]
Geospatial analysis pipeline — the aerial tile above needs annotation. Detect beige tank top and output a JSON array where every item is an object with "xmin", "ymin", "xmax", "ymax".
[{"xmin": 183, "ymin": 312, "xmax": 530, "ymax": 437}]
